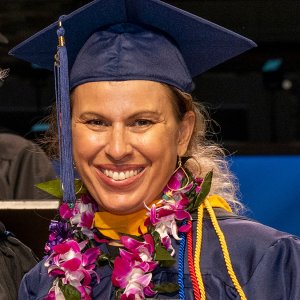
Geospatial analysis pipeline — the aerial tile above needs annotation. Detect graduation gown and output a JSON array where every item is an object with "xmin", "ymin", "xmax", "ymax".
[
  {"xmin": 18, "ymin": 209, "xmax": 300, "ymax": 299},
  {"xmin": 0, "ymin": 132, "xmax": 56, "ymax": 199},
  {"xmin": 0, "ymin": 221, "xmax": 37, "ymax": 300}
]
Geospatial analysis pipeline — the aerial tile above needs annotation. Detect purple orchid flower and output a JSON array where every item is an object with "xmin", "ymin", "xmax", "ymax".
[
  {"xmin": 44, "ymin": 220, "xmax": 72, "ymax": 255},
  {"xmin": 163, "ymin": 168, "xmax": 194, "ymax": 197},
  {"xmin": 145, "ymin": 197, "xmax": 192, "ymax": 255},
  {"xmin": 112, "ymin": 234, "xmax": 158, "ymax": 299},
  {"xmin": 45, "ymin": 239, "xmax": 100, "ymax": 299},
  {"xmin": 113, "ymin": 256, "xmax": 155, "ymax": 300}
]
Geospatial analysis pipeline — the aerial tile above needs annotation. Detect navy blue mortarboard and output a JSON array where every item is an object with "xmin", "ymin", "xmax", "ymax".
[
  {"xmin": 9, "ymin": 0, "xmax": 256, "ymax": 92},
  {"xmin": 9, "ymin": 0, "xmax": 256, "ymax": 204}
]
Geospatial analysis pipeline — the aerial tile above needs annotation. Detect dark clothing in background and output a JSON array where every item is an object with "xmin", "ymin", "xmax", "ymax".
[
  {"xmin": 0, "ymin": 221, "xmax": 38, "ymax": 300},
  {"xmin": 0, "ymin": 132, "xmax": 56, "ymax": 199},
  {"xmin": 18, "ymin": 209, "xmax": 300, "ymax": 299}
]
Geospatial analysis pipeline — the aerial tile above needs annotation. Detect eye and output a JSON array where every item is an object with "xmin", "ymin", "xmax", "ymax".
[
  {"xmin": 130, "ymin": 119, "xmax": 154, "ymax": 127},
  {"xmin": 85, "ymin": 119, "xmax": 110, "ymax": 127}
]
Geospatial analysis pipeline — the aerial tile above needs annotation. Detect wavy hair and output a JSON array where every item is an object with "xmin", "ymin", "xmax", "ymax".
[{"xmin": 169, "ymin": 86, "xmax": 243, "ymax": 213}]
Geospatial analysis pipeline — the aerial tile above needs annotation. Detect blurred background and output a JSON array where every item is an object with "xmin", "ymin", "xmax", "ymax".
[{"xmin": 0, "ymin": 0, "xmax": 300, "ymax": 257}]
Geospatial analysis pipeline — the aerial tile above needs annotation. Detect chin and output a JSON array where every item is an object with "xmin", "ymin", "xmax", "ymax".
[{"xmin": 94, "ymin": 196, "xmax": 146, "ymax": 215}]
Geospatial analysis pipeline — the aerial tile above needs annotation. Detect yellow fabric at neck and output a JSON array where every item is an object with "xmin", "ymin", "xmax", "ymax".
[
  {"xmin": 93, "ymin": 195, "xmax": 231, "ymax": 240},
  {"xmin": 207, "ymin": 194, "xmax": 232, "ymax": 213},
  {"xmin": 93, "ymin": 207, "xmax": 149, "ymax": 240}
]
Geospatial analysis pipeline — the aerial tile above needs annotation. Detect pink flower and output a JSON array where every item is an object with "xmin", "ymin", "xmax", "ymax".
[
  {"xmin": 163, "ymin": 168, "xmax": 194, "ymax": 196},
  {"xmin": 45, "ymin": 171, "xmax": 204, "ymax": 299},
  {"xmin": 45, "ymin": 282, "xmax": 65, "ymax": 300},
  {"xmin": 112, "ymin": 235, "xmax": 158, "ymax": 299},
  {"xmin": 59, "ymin": 203, "xmax": 74, "ymax": 220},
  {"xmin": 70, "ymin": 202, "xmax": 95, "ymax": 228},
  {"xmin": 120, "ymin": 235, "xmax": 155, "ymax": 261},
  {"xmin": 59, "ymin": 195, "xmax": 99, "ymax": 240},
  {"xmin": 145, "ymin": 198, "xmax": 191, "ymax": 255},
  {"xmin": 113, "ymin": 256, "xmax": 155, "ymax": 300},
  {"xmin": 45, "ymin": 239, "xmax": 100, "ymax": 299},
  {"xmin": 122, "ymin": 271, "xmax": 152, "ymax": 299},
  {"xmin": 60, "ymin": 195, "xmax": 100, "ymax": 241},
  {"xmin": 60, "ymin": 195, "xmax": 98, "ymax": 230},
  {"xmin": 195, "ymin": 177, "xmax": 203, "ymax": 193},
  {"xmin": 45, "ymin": 290, "xmax": 55, "ymax": 300}
]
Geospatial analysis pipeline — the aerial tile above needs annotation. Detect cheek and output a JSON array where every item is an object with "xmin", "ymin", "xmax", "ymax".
[
  {"xmin": 72, "ymin": 125, "xmax": 101, "ymax": 163},
  {"xmin": 135, "ymin": 126, "xmax": 179, "ymax": 163}
]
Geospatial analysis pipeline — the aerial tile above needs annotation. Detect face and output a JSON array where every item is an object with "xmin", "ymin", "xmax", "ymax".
[{"xmin": 72, "ymin": 80, "xmax": 195, "ymax": 214}]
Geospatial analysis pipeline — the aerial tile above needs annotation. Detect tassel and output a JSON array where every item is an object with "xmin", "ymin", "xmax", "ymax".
[{"xmin": 54, "ymin": 16, "xmax": 76, "ymax": 206}]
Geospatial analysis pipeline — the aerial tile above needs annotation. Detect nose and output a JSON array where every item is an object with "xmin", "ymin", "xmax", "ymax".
[{"xmin": 104, "ymin": 124, "xmax": 133, "ymax": 161}]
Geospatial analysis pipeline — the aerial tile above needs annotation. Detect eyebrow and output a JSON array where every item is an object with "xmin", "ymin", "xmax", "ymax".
[
  {"xmin": 127, "ymin": 111, "xmax": 162, "ymax": 119},
  {"xmin": 79, "ymin": 110, "xmax": 162, "ymax": 120}
]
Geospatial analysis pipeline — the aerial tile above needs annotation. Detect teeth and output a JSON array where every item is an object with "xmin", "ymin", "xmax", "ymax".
[
  {"xmin": 112, "ymin": 172, "xmax": 119, "ymax": 180},
  {"xmin": 103, "ymin": 169, "xmax": 141, "ymax": 181},
  {"xmin": 119, "ymin": 172, "xmax": 125, "ymax": 180}
]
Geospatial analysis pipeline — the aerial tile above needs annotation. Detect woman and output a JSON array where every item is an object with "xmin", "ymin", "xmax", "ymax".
[{"xmin": 10, "ymin": 0, "xmax": 300, "ymax": 299}]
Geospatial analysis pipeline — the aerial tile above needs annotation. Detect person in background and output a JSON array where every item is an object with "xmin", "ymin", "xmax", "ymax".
[
  {"xmin": 10, "ymin": 0, "xmax": 300, "ymax": 299},
  {"xmin": 0, "ymin": 220, "xmax": 38, "ymax": 300},
  {"xmin": 0, "ymin": 68, "xmax": 38, "ymax": 300},
  {"xmin": 0, "ymin": 33, "xmax": 56, "ymax": 200},
  {"xmin": 0, "ymin": 127, "xmax": 56, "ymax": 199}
]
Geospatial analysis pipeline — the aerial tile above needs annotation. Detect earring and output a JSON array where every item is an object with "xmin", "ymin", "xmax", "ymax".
[
  {"xmin": 75, "ymin": 181, "xmax": 83, "ymax": 195},
  {"xmin": 167, "ymin": 157, "xmax": 190, "ymax": 192}
]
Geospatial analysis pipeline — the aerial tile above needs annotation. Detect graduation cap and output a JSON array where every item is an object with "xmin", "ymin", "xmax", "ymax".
[{"xmin": 9, "ymin": 0, "xmax": 256, "ymax": 204}]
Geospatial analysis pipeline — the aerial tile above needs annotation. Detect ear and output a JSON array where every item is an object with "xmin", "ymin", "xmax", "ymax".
[{"xmin": 177, "ymin": 111, "xmax": 195, "ymax": 157}]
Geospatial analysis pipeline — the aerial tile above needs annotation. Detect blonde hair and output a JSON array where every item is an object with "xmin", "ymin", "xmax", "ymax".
[{"xmin": 169, "ymin": 86, "xmax": 243, "ymax": 213}]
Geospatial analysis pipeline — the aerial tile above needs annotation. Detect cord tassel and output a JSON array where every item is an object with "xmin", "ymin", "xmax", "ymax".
[
  {"xmin": 204, "ymin": 199, "xmax": 247, "ymax": 300},
  {"xmin": 194, "ymin": 204, "xmax": 206, "ymax": 299},
  {"xmin": 54, "ymin": 17, "xmax": 75, "ymax": 205},
  {"xmin": 187, "ymin": 220, "xmax": 201, "ymax": 300},
  {"xmin": 178, "ymin": 220, "xmax": 187, "ymax": 300}
]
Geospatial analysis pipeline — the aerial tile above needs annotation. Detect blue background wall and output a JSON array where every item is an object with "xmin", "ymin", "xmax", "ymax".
[{"xmin": 230, "ymin": 155, "xmax": 300, "ymax": 236}]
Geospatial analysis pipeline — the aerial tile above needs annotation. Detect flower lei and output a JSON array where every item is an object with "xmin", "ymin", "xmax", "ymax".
[{"xmin": 43, "ymin": 168, "xmax": 212, "ymax": 300}]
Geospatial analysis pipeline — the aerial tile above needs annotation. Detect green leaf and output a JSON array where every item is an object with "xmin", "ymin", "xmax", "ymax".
[
  {"xmin": 36, "ymin": 179, "xmax": 62, "ymax": 198},
  {"xmin": 115, "ymin": 288, "xmax": 124, "ymax": 300},
  {"xmin": 152, "ymin": 231, "xmax": 161, "ymax": 245},
  {"xmin": 97, "ymin": 253, "xmax": 115, "ymax": 266},
  {"xmin": 193, "ymin": 170, "xmax": 213, "ymax": 209},
  {"xmin": 35, "ymin": 179, "xmax": 87, "ymax": 198},
  {"xmin": 154, "ymin": 282, "xmax": 179, "ymax": 293},
  {"xmin": 155, "ymin": 245, "xmax": 174, "ymax": 260},
  {"xmin": 118, "ymin": 232, "xmax": 143, "ymax": 241},
  {"xmin": 60, "ymin": 284, "xmax": 81, "ymax": 300},
  {"xmin": 154, "ymin": 245, "xmax": 176, "ymax": 267}
]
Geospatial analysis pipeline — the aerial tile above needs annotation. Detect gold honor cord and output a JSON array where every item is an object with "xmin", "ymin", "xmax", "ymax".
[
  {"xmin": 204, "ymin": 199, "xmax": 247, "ymax": 300},
  {"xmin": 193, "ymin": 197, "xmax": 247, "ymax": 300}
]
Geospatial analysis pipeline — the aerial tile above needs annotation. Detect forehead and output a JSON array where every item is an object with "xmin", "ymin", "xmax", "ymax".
[{"xmin": 72, "ymin": 80, "xmax": 176, "ymax": 111}]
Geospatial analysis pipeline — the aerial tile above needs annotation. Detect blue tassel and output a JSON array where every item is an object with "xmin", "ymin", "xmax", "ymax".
[
  {"xmin": 54, "ymin": 16, "xmax": 75, "ymax": 205},
  {"xmin": 178, "ymin": 220, "xmax": 187, "ymax": 300}
]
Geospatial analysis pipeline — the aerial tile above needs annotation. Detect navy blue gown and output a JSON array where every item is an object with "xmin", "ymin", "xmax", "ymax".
[{"xmin": 18, "ymin": 209, "xmax": 300, "ymax": 299}]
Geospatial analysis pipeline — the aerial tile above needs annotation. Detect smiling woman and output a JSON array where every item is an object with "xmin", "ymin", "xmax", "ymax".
[
  {"xmin": 71, "ymin": 81, "xmax": 194, "ymax": 215},
  {"xmin": 9, "ymin": 0, "xmax": 300, "ymax": 299}
]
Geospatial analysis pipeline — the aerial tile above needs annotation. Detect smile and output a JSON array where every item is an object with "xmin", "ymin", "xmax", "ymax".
[{"xmin": 101, "ymin": 168, "xmax": 143, "ymax": 181}]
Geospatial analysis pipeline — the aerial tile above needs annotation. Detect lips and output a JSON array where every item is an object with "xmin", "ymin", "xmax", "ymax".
[{"xmin": 101, "ymin": 168, "xmax": 143, "ymax": 181}]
